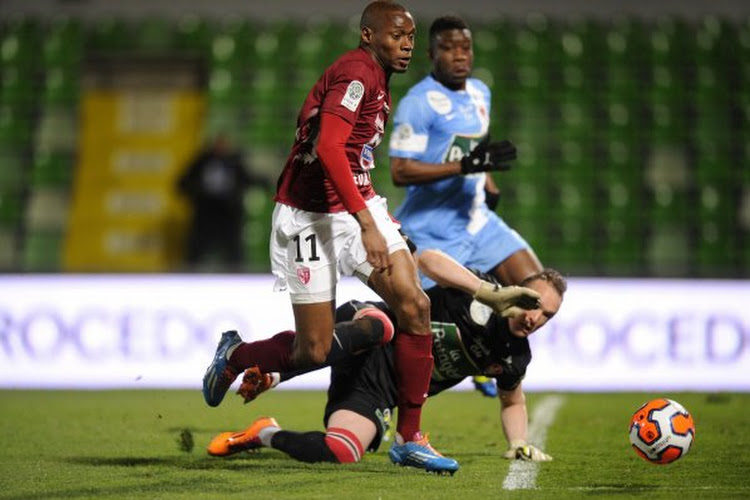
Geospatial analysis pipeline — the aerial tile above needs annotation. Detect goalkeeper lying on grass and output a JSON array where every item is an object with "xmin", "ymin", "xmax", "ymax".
[{"xmin": 207, "ymin": 249, "xmax": 566, "ymax": 470}]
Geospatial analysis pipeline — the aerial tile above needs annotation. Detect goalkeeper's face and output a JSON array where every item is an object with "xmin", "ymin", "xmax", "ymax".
[
  {"xmin": 508, "ymin": 280, "xmax": 562, "ymax": 338},
  {"xmin": 429, "ymin": 28, "xmax": 473, "ymax": 90}
]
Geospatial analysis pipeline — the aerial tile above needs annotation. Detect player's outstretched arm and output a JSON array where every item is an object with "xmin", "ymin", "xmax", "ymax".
[
  {"xmin": 417, "ymin": 249, "xmax": 540, "ymax": 317},
  {"xmin": 390, "ymin": 156, "xmax": 463, "ymax": 185},
  {"xmin": 499, "ymin": 385, "xmax": 552, "ymax": 462}
]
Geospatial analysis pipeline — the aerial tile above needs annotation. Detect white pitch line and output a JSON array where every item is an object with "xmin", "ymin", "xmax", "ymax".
[{"xmin": 502, "ymin": 395, "xmax": 565, "ymax": 491}]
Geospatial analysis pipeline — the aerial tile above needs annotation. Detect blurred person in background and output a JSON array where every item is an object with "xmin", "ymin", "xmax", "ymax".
[
  {"xmin": 205, "ymin": 249, "xmax": 564, "ymax": 468},
  {"xmin": 201, "ymin": 1, "xmax": 461, "ymax": 474},
  {"xmin": 177, "ymin": 133, "xmax": 263, "ymax": 272},
  {"xmin": 388, "ymin": 15, "xmax": 544, "ymax": 398}
]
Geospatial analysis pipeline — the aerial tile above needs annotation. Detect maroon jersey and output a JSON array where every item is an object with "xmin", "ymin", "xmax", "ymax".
[{"xmin": 275, "ymin": 47, "xmax": 390, "ymax": 213}]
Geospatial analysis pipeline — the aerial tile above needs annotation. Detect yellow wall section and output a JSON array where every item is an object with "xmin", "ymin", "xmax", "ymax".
[{"xmin": 64, "ymin": 90, "xmax": 205, "ymax": 271}]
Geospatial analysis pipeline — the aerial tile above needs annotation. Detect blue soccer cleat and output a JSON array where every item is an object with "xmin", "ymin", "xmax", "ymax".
[
  {"xmin": 389, "ymin": 433, "xmax": 459, "ymax": 475},
  {"xmin": 473, "ymin": 376, "xmax": 498, "ymax": 398},
  {"xmin": 203, "ymin": 330, "xmax": 243, "ymax": 407}
]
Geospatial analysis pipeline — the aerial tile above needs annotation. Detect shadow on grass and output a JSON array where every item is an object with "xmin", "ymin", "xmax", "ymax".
[
  {"xmin": 572, "ymin": 483, "xmax": 660, "ymax": 495},
  {"xmin": 64, "ymin": 452, "xmax": 400, "ymax": 476}
]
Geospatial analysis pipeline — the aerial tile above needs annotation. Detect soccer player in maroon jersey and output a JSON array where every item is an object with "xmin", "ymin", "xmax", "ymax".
[
  {"xmin": 205, "ymin": 250, "xmax": 562, "ymax": 471},
  {"xmin": 202, "ymin": 1, "xmax": 458, "ymax": 472}
]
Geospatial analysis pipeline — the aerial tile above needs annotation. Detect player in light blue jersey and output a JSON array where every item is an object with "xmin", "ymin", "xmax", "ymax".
[{"xmin": 389, "ymin": 15, "xmax": 546, "ymax": 398}]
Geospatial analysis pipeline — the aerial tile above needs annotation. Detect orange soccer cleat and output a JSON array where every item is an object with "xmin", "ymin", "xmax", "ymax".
[{"xmin": 206, "ymin": 416, "xmax": 281, "ymax": 457}]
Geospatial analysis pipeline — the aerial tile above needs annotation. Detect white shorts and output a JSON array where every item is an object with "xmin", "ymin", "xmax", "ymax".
[{"xmin": 270, "ymin": 196, "xmax": 409, "ymax": 304}]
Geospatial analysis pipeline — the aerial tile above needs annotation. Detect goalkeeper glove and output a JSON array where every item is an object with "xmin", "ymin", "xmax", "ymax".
[
  {"xmin": 502, "ymin": 439, "xmax": 553, "ymax": 462},
  {"xmin": 460, "ymin": 136, "xmax": 517, "ymax": 174},
  {"xmin": 473, "ymin": 281, "xmax": 541, "ymax": 318}
]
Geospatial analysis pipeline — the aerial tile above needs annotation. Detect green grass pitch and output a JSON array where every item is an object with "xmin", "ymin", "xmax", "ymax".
[{"xmin": 1, "ymin": 390, "xmax": 748, "ymax": 499}]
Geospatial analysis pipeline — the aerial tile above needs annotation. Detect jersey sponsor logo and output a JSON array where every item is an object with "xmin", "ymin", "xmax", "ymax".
[
  {"xmin": 296, "ymin": 266, "xmax": 311, "ymax": 285},
  {"xmin": 443, "ymin": 135, "xmax": 484, "ymax": 163},
  {"xmin": 430, "ymin": 322, "xmax": 481, "ymax": 381},
  {"xmin": 340, "ymin": 80, "xmax": 365, "ymax": 112},
  {"xmin": 353, "ymin": 171, "xmax": 371, "ymax": 187},
  {"xmin": 360, "ymin": 144, "xmax": 375, "ymax": 170},
  {"xmin": 426, "ymin": 90, "xmax": 452, "ymax": 114}
]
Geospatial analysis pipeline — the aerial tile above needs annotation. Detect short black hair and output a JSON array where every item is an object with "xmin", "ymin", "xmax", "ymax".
[
  {"xmin": 360, "ymin": 1, "xmax": 408, "ymax": 31},
  {"xmin": 429, "ymin": 14, "xmax": 469, "ymax": 48}
]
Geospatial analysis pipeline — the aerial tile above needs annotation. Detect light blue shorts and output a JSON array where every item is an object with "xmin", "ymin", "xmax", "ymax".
[{"xmin": 406, "ymin": 212, "xmax": 530, "ymax": 289}]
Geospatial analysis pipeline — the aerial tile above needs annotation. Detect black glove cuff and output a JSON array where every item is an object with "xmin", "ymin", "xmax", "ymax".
[{"xmin": 485, "ymin": 190, "xmax": 500, "ymax": 210}]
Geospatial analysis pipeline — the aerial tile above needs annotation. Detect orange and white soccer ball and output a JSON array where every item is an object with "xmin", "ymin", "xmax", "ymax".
[{"xmin": 629, "ymin": 398, "xmax": 695, "ymax": 465}]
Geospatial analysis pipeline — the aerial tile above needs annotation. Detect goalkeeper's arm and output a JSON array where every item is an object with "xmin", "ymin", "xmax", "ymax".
[
  {"xmin": 417, "ymin": 249, "xmax": 540, "ymax": 317},
  {"xmin": 499, "ymin": 384, "xmax": 552, "ymax": 461}
]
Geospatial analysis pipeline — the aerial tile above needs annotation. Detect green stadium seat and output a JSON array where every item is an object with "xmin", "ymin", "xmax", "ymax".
[
  {"xmin": 22, "ymin": 230, "xmax": 64, "ymax": 272},
  {"xmin": 598, "ymin": 179, "xmax": 646, "ymax": 275},
  {"xmin": 87, "ymin": 18, "xmax": 133, "ymax": 51},
  {"xmin": 0, "ymin": 105, "xmax": 32, "ymax": 147},
  {"xmin": 604, "ymin": 62, "xmax": 640, "ymax": 104},
  {"xmin": 648, "ymin": 64, "xmax": 686, "ymax": 110},
  {"xmin": 693, "ymin": 139, "xmax": 732, "ymax": 185},
  {"xmin": 603, "ymin": 100, "xmax": 643, "ymax": 153},
  {"xmin": 557, "ymin": 100, "xmax": 595, "ymax": 143},
  {"xmin": 607, "ymin": 17, "xmax": 648, "ymax": 63},
  {"xmin": 515, "ymin": 14, "xmax": 558, "ymax": 67},
  {"xmin": 174, "ymin": 15, "xmax": 214, "ymax": 52},
  {"xmin": 558, "ymin": 20, "xmax": 603, "ymax": 100},
  {"xmin": 1, "ymin": 21, "xmax": 40, "ymax": 70},
  {"xmin": 206, "ymin": 68, "xmax": 243, "ymax": 107},
  {"xmin": 553, "ymin": 139, "xmax": 595, "ymax": 184},
  {"xmin": 645, "ymin": 225, "xmax": 691, "ymax": 277},
  {"xmin": 242, "ymin": 186, "xmax": 274, "ymax": 271},
  {"xmin": 31, "ymin": 151, "xmax": 74, "ymax": 188},
  {"xmin": 43, "ymin": 18, "xmax": 83, "ymax": 67},
  {"xmin": 546, "ymin": 212, "xmax": 596, "ymax": 275},
  {"xmin": 293, "ymin": 27, "xmax": 326, "ymax": 71},
  {"xmin": 0, "ymin": 227, "xmax": 19, "ymax": 270},
  {"xmin": 599, "ymin": 138, "xmax": 643, "ymax": 187},
  {"xmin": 507, "ymin": 100, "xmax": 552, "ymax": 169},
  {"xmin": 600, "ymin": 229, "xmax": 644, "ymax": 275},
  {"xmin": 0, "ymin": 149, "xmax": 25, "ymax": 191},
  {"xmin": 0, "ymin": 66, "xmax": 37, "ymax": 111},
  {"xmin": 252, "ymin": 24, "xmax": 284, "ymax": 70},
  {"xmin": 694, "ymin": 185, "xmax": 738, "ymax": 277},
  {"xmin": 648, "ymin": 186, "xmax": 690, "ymax": 230},
  {"xmin": 497, "ymin": 181, "xmax": 552, "ymax": 259},
  {"xmin": 568, "ymin": 17, "xmax": 606, "ymax": 65},
  {"xmin": 203, "ymin": 105, "xmax": 244, "ymax": 143},
  {"xmin": 696, "ymin": 15, "xmax": 737, "ymax": 68},
  {"xmin": 25, "ymin": 188, "xmax": 69, "ymax": 231},
  {"xmin": 209, "ymin": 32, "xmax": 245, "ymax": 72},
  {"xmin": 648, "ymin": 101, "xmax": 688, "ymax": 146},
  {"xmin": 650, "ymin": 17, "xmax": 692, "ymax": 69},
  {"xmin": 244, "ymin": 69, "xmax": 289, "ymax": 146},
  {"xmin": 133, "ymin": 17, "xmax": 175, "ymax": 52},
  {"xmin": 0, "ymin": 190, "xmax": 23, "ymax": 225},
  {"xmin": 41, "ymin": 66, "xmax": 80, "ymax": 106},
  {"xmin": 35, "ymin": 107, "xmax": 77, "ymax": 153}
]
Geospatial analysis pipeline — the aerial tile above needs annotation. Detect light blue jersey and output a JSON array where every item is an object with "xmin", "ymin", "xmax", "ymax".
[{"xmin": 390, "ymin": 74, "xmax": 530, "ymax": 288}]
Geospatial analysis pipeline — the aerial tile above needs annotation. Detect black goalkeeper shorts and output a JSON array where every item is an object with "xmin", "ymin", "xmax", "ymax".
[{"xmin": 323, "ymin": 342, "xmax": 398, "ymax": 453}]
